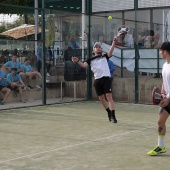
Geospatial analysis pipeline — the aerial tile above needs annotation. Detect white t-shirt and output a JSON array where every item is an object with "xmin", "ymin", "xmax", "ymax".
[
  {"xmin": 162, "ymin": 62, "xmax": 170, "ymax": 98},
  {"xmin": 86, "ymin": 54, "xmax": 110, "ymax": 79}
]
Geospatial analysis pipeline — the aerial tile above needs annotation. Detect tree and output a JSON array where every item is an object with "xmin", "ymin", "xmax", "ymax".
[{"xmin": 0, "ymin": 0, "xmax": 34, "ymax": 24}]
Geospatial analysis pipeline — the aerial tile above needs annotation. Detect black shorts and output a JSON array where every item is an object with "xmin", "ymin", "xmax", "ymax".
[
  {"xmin": 7, "ymin": 84, "xmax": 18, "ymax": 91},
  {"xmin": 93, "ymin": 77, "xmax": 112, "ymax": 96},
  {"xmin": 164, "ymin": 103, "xmax": 170, "ymax": 114},
  {"xmin": 0, "ymin": 85, "xmax": 5, "ymax": 91}
]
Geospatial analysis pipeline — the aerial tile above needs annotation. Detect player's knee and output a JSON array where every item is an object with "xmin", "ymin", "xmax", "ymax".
[
  {"xmin": 7, "ymin": 88, "xmax": 11, "ymax": 93},
  {"xmin": 157, "ymin": 120, "xmax": 165, "ymax": 127},
  {"xmin": 106, "ymin": 94, "xmax": 112, "ymax": 101}
]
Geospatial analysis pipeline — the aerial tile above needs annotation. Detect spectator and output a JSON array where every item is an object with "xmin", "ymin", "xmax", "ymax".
[
  {"xmin": 137, "ymin": 26, "xmax": 146, "ymax": 48},
  {"xmin": 144, "ymin": 30, "xmax": 155, "ymax": 48},
  {"xmin": 36, "ymin": 45, "xmax": 42, "ymax": 73},
  {"xmin": 2, "ymin": 53, "xmax": 25, "ymax": 79},
  {"xmin": 105, "ymin": 59, "xmax": 115, "ymax": 101},
  {"xmin": 6, "ymin": 67, "xmax": 27, "ymax": 103},
  {"xmin": 124, "ymin": 30, "xmax": 134, "ymax": 48},
  {"xmin": 68, "ymin": 37, "xmax": 80, "ymax": 49},
  {"xmin": 45, "ymin": 47, "xmax": 52, "ymax": 77},
  {"xmin": 108, "ymin": 59, "xmax": 115, "ymax": 81},
  {"xmin": 21, "ymin": 57, "xmax": 42, "ymax": 89},
  {"xmin": 0, "ymin": 68, "xmax": 11, "ymax": 105},
  {"xmin": 48, "ymin": 47, "xmax": 53, "ymax": 59}
]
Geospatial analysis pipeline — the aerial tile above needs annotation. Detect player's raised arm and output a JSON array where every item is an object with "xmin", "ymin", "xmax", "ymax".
[
  {"xmin": 72, "ymin": 56, "xmax": 88, "ymax": 68},
  {"xmin": 107, "ymin": 34, "xmax": 119, "ymax": 57}
]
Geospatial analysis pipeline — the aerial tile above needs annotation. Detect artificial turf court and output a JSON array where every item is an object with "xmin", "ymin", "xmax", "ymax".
[{"xmin": 0, "ymin": 101, "xmax": 170, "ymax": 170}]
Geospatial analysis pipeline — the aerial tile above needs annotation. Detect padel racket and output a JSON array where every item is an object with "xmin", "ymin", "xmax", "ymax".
[
  {"xmin": 152, "ymin": 86, "xmax": 162, "ymax": 105},
  {"xmin": 117, "ymin": 25, "xmax": 130, "ymax": 36}
]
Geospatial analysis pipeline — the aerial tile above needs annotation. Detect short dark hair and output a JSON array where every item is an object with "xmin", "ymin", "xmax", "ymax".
[
  {"xmin": 24, "ymin": 57, "xmax": 31, "ymax": 62},
  {"xmin": 10, "ymin": 53, "xmax": 17, "ymax": 57},
  {"xmin": 160, "ymin": 42, "xmax": 170, "ymax": 53},
  {"xmin": 11, "ymin": 67, "xmax": 17, "ymax": 71}
]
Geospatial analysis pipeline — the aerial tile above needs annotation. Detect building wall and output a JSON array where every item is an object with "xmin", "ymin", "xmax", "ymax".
[{"xmin": 65, "ymin": 77, "xmax": 162, "ymax": 104}]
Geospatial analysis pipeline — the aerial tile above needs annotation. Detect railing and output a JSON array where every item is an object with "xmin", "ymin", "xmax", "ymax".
[{"xmin": 111, "ymin": 46, "xmax": 163, "ymax": 77}]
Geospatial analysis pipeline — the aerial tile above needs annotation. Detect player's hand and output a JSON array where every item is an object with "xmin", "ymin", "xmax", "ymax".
[
  {"xmin": 160, "ymin": 98, "xmax": 169, "ymax": 107},
  {"xmin": 72, "ymin": 56, "xmax": 79, "ymax": 63}
]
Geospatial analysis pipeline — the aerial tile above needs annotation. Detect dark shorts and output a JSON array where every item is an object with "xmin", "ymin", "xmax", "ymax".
[
  {"xmin": 164, "ymin": 103, "xmax": 170, "ymax": 114},
  {"xmin": 0, "ymin": 85, "xmax": 5, "ymax": 91},
  {"xmin": 7, "ymin": 84, "xmax": 18, "ymax": 91},
  {"xmin": 93, "ymin": 77, "xmax": 112, "ymax": 96}
]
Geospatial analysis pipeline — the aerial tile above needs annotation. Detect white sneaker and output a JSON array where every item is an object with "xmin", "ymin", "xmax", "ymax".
[
  {"xmin": 36, "ymin": 85, "xmax": 41, "ymax": 89},
  {"xmin": 26, "ymin": 86, "xmax": 31, "ymax": 90},
  {"xmin": 20, "ymin": 99, "xmax": 26, "ymax": 103},
  {"xmin": 46, "ymin": 73, "xmax": 50, "ymax": 77}
]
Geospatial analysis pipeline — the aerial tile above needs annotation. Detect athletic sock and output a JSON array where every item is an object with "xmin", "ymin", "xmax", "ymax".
[
  {"xmin": 111, "ymin": 110, "xmax": 117, "ymax": 123},
  {"xmin": 106, "ymin": 108, "xmax": 111, "ymax": 121},
  {"xmin": 158, "ymin": 135, "xmax": 164, "ymax": 147}
]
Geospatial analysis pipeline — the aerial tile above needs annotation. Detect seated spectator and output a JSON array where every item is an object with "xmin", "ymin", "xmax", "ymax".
[
  {"xmin": 6, "ymin": 67, "xmax": 27, "ymax": 103},
  {"xmin": 0, "ymin": 68, "xmax": 11, "ymax": 105},
  {"xmin": 2, "ymin": 53, "xmax": 25, "ymax": 79},
  {"xmin": 124, "ymin": 31, "xmax": 134, "ymax": 48},
  {"xmin": 45, "ymin": 47, "xmax": 52, "ymax": 77},
  {"xmin": 68, "ymin": 37, "xmax": 80, "ymax": 49},
  {"xmin": 21, "ymin": 57, "xmax": 42, "ymax": 89}
]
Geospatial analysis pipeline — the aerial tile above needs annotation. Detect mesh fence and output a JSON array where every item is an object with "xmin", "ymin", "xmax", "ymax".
[{"xmin": 0, "ymin": 1, "xmax": 170, "ymax": 108}]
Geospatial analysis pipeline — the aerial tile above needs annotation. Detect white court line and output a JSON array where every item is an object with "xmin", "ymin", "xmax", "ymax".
[{"xmin": 0, "ymin": 125, "xmax": 155, "ymax": 164}]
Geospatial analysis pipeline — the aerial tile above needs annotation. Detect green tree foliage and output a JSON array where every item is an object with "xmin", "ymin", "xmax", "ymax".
[
  {"xmin": 0, "ymin": 0, "xmax": 34, "ymax": 20},
  {"xmin": 45, "ymin": 16, "xmax": 55, "ymax": 47},
  {"xmin": 0, "ymin": 0, "xmax": 33, "ymax": 7}
]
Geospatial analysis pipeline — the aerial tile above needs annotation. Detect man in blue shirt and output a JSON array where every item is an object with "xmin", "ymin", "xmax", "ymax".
[
  {"xmin": 108, "ymin": 59, "xmax": 115, "ymax": 81},
  {"xmin": 0, "ymin": 69, "xmax": 11, "ymax": 105},
  {"xmin": 68, "ymin": 37, "xmax": 80, "ymax": 49},
  {"xmin": 6, "ymin": 67, "xmax": 27, "ymax": 103},
  {"xmin": 22, "ymin": 57, "xmax": 42, "ymax": 89},
  {"xmin": 2, "ymin": 53, "xmax": 25, "ymax": 79}
]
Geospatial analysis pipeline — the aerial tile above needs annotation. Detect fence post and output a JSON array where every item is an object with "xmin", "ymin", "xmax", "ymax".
[
  {"xmin": 157, "ymin": 48, "xmax": 159, "ymax": 74},
  {"xmin": 121, "ymin": 49, "xmax": 123, "ymax": 77}
]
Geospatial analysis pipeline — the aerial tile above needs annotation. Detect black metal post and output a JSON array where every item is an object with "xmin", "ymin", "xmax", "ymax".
[
  {"xmin": 41, "ymin": 0, "xmax": 46, "ymax": 105},
  {"xmin": 134, "ymin": 0, "xmax": 139, "ymax": 103},
  {"xmin": 86, "ymin": 0, "xmax": 92, "ymax": 100},
  {"xmin": 121, "ymin": 49, "xmax": 123, "ymax": 77}
]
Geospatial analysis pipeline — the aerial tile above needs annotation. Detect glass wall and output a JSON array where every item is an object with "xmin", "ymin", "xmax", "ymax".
[{"xmin": 0, "ymin": 1, "xmax": 87, "ymax": 109}]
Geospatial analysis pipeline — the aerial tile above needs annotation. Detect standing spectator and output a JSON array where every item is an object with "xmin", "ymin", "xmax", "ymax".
[
  {"xmin": 144, "ymin": 30, "xmax": 155, "ymax": 48},
  {"xmin": 0, "ymin": 68, "xmax": 11, "ymax": 105},
  {"xmin": 6, "ymin": 67, "xmax": 27, "ymax": 103},
  {"xmin": 137, "ymin": 26, "xmax": 146, "ymax": 48},
  {"xmin": 36, "ymin": 45, "xmax": 42, "ymax": 73},
  {"xmin": 48, "ymin": 47, "xmax": 53, "ymax": 59},
  {"xmin": 68, "ymin": 37, "xmax": 80, "ymax": 49},
  {"xmin": 45, "ymin": 47, "xmax": 52, "ymax": 77},
  {"xmin": 105, "ymin": 59, "xmax": 115, "ymax": 101},
  {"xmin": 108, "ymin": 59, "xmax": 115, "ymax": 81},
  {"xmin": 124, "ymin": 30, "xmax": 134, "ymax": 48}
]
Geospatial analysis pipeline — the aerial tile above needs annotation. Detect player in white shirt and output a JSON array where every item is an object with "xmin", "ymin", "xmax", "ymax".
[
  {"xmin": 72, "ymin": 35, "xmax": 119, "ymax": 123},
  {"xmin": 148, "ymin": 42, "xmax": 170, "ymax": 156}
]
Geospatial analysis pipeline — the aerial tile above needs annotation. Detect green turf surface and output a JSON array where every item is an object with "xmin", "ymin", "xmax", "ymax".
[{"xmin": 0, "ymin": 101, "xmax": 170, "ymax": 170}]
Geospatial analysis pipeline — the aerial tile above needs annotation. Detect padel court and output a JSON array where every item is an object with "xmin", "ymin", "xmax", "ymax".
[{"xmin": 0, "ymin": 101, "xmax": 170, "ymax": 170}]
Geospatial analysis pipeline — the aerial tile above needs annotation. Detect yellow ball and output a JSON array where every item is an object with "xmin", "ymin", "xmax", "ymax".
[{"xmin": 108, "ymin": 16, "xmax": 112, "ymax": 20}]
